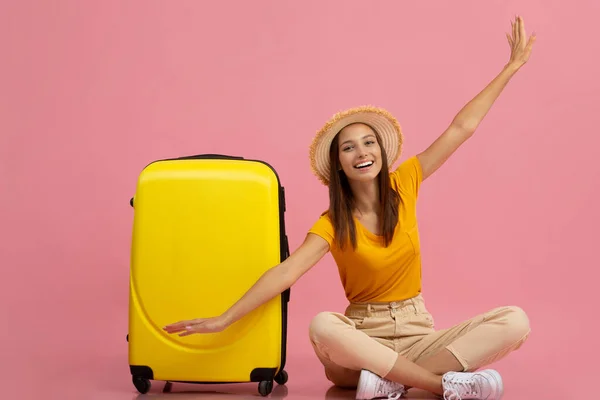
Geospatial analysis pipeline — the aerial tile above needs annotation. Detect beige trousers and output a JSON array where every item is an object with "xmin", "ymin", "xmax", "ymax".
[{"xmin": 308, "ymin": 294, "xmax": 530, "ymax": 388}]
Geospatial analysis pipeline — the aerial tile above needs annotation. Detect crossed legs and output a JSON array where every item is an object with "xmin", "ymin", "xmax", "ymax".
[{"xmin": 309, "ymin": 305, "xmax": 530, "ymax": 395}]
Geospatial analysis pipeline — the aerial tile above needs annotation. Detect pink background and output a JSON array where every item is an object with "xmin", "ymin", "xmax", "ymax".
[{"xmin": 1, "ymin": 0, "xmax": 598, "ymax": 399}]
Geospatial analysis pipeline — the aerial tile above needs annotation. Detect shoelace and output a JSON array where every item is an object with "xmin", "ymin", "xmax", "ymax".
[
  {"xmin": 442, "ymin": 376, "xmax": 480, "ymax": 400},
  {"xmin": 376, "ymin": 380, "xmax": 405, "ymax": 399}
]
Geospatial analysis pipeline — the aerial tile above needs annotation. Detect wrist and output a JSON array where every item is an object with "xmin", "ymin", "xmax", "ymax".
[
  {"xmin": 219, "ymin": 312, "xmax": 233, "ymax": 328},
  {"xmin": 504, "ymin": 61, "xmax": 522, "ymax": 74}
]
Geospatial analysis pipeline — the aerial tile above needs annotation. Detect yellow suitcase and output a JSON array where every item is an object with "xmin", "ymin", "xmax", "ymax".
[{"xmin": 127, "ymin": 154, "xmax": 290, "ymax": 396}]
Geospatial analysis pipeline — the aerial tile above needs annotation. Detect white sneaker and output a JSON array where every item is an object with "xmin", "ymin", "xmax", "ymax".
[
  {"xmin": 441, "ymin": 369, "xmax": 503, "ymax": 400},
  {"xmin": 356, "ymin": 369, "xmax": 407, "ymax": 400}
]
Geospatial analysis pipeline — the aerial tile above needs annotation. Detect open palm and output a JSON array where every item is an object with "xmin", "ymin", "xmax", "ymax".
[
  {"xmin": 163, "ymin": 316, "xmax": 227, "ymax": 336},
  {"xmin": 507, "ymin": 15, "xmax": 536, "ymax": 67}
]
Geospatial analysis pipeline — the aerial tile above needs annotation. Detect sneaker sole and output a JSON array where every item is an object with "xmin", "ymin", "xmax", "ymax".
[{"xmin": 355, "ymin": 370, "xmax": 406, "ymax": 400}]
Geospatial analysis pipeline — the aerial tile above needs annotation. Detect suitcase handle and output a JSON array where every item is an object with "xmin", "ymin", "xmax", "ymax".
[
  {"xmin": 129, "ymin": 155, "xmax": 244, "ymax": 207},
  {"xmin": 174, "ymin": 154, "xmax": 244, "ymax": 160}
]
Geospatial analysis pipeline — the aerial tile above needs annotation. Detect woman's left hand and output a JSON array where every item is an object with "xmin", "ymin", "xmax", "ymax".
[{"xmin": 506, "ymin": 15, "xmax": 537, "ymax": 69}]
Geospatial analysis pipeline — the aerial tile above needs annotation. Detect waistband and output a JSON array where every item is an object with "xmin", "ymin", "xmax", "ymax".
[{"xmin": 345, "ymin": 293, "xmax": 428, "ymax": 317}]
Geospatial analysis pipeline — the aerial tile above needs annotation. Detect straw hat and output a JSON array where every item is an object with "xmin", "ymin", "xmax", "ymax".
[{"xmin": 309, "ymin": 105, "xmax": 403, "ymax": 185}]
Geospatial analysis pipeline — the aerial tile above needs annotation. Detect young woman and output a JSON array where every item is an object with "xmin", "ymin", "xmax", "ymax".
[{"xmin": 164, "ymin": 15, "xmax": 536, "ymax": 400}]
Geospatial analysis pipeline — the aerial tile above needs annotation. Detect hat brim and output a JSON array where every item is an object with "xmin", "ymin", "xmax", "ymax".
[{"xmin": 309, "ymin": 105, "xmax": 403, "ymax": 185}]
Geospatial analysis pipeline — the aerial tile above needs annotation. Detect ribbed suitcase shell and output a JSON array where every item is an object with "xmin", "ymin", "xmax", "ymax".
[{"xmin": 127, "ymin": 154, "xmax": 289, "ymax": 396}]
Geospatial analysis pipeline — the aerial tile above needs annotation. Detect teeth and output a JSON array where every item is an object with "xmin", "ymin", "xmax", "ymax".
[{"xmin": 355, "ymin": 161, "xmax": 373, "ymax": 168}]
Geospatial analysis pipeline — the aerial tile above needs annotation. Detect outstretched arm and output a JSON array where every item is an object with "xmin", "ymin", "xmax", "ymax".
[
  {"xmin": 417, "ymin": 15, "xmax": 536, "ymax": 181},
  {"xmin": 163, "ymin": 233, "xmax": 329, "ymax": 336}
]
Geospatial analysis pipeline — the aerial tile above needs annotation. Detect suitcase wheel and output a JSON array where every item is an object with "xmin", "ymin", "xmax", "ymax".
[
  {"xmin": 258, "ymin": 380, "xmax": 273, "ymax": 397},
  {"xmin": 132, "ymin": 376, "xmax": 151, "ymax": 394},
  {"xmin": 274, "ymin": 370, "xmax": 288, "ymax": 385}
]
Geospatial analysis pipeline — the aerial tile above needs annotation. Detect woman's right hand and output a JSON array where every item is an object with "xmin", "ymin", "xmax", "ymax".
[{"xmin": 163, "ymin": 315, "xmax": 229, "ymax": 336}]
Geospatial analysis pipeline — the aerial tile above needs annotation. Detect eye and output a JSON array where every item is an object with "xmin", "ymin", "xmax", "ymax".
[
  {"xmin": 365, "ymin": 140, "xmax": 375, "ymax": 145},
  {"xmin": 342, "ymin": 145, "xmax": 353, "ymax": 152}
]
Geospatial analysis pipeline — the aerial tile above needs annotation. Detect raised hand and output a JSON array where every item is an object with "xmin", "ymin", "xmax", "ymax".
[
  {"xmin": 506, "ymin": 15, "xmax": 536, "ymax": 68},
  {"xmin": 163, "ymin": 316, "xmax": 228, "ymax": 336}
]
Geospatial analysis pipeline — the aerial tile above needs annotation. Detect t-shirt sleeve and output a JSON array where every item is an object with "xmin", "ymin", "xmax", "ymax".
[
  {"xmin": 308, "ymin": 212, "xmax": 334, "ymax": 248},
  {"xmin": 390, "ymin": 155, "xmax": 423, "ymax": 198}
]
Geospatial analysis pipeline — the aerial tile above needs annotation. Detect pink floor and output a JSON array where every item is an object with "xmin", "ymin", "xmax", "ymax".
[
  {"xmin": 10, "ymin": 354, "xmax": 582, "ymax": 400},
  {"xmin": 6, "ymin": 355, "xmax": 572, "ymax": 399},
  {"xmin": 6, "ymin": 308, "xmax": 586, "ymax": 400}
]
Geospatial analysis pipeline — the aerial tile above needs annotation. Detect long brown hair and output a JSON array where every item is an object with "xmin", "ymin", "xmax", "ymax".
[{"xmin": 327, "ymin": 124, "xmax": 401, "ymax": 250}]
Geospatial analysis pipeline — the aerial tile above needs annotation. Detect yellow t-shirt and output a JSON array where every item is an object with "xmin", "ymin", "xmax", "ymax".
[{"xmin": 308, "ymin": 155, "xmax": 423, "ymax": 303}]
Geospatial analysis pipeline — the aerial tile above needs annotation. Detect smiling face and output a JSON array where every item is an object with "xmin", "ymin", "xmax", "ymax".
[{"xmin": 336, "ymin": 123, "xmax": 383, "ymax": 183}]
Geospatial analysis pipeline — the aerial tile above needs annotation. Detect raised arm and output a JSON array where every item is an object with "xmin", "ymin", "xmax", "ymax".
[
  {"xmin": 163, "ymin": 233, "xmax": 330, "ymax": 336},
  {"xmin": 417, "ymin": 15, "xmax": 536, "ymax": 181}
]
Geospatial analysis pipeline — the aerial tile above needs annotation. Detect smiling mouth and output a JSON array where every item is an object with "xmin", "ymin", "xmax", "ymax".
[{"xmin": 354, "ymin": 161, "xmax": 374, "ymax": 169}]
